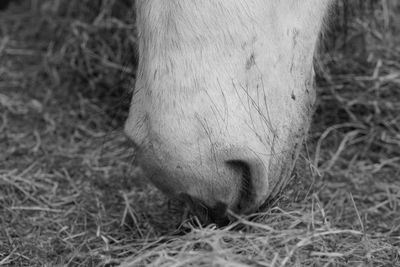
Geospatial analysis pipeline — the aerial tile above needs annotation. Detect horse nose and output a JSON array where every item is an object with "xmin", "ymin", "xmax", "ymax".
[
  {"xmin": 225, "ymin": 160, "xmax": 254, "ymax": 213},
  {"xmin": 182, "ymin": 154, "xmax": 269, "ymax": 225},
  {"xmin": 224, "ymin": 157, "xmax": 268, "ymax": 214}
]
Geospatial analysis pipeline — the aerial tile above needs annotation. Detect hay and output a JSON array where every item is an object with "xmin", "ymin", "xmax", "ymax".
[{"xmin": 0, "ymin": 0, "xmax": 399, "ymax": 266}]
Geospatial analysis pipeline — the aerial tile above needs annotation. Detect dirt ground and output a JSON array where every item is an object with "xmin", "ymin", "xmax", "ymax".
[{"xmin": 1, "ymin": 0, "xmax": 399, "ymax": 266}]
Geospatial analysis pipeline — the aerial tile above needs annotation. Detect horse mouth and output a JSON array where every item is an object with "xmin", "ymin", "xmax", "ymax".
[{"xmin": 177, "ymin": 193, "xmax": 231, "ymax": 227}]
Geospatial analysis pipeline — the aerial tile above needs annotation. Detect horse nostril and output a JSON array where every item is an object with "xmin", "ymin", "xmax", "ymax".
[{"xmin": 225, "ymin": 160, "xmax": 254, "ymax": 213}]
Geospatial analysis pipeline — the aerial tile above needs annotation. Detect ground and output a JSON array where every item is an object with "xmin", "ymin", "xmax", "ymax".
[{"xmin": 0, "ymin": 0, "xmax": 399, "ymax": 266}]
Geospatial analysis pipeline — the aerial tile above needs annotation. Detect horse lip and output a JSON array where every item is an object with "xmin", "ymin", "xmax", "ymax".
[{"xmin": 177, "ymin": 193, "xmax": 231, "ymax": 227}]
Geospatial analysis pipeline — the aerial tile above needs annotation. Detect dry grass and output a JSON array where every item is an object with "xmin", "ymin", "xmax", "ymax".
[{"xmin": 0, "ymin": 0, "xmax": 399, "ymax": 266}]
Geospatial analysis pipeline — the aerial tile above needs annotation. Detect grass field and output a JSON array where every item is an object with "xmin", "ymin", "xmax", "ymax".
[{"xmin": 0, "ymin": 0, "xmax": 399, "ymax": 266}]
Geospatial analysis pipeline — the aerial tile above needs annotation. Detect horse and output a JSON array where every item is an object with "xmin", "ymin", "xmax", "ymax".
[{"xmin": 124, "ymin": 0, "xmax": 332, "ymax": 224}]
